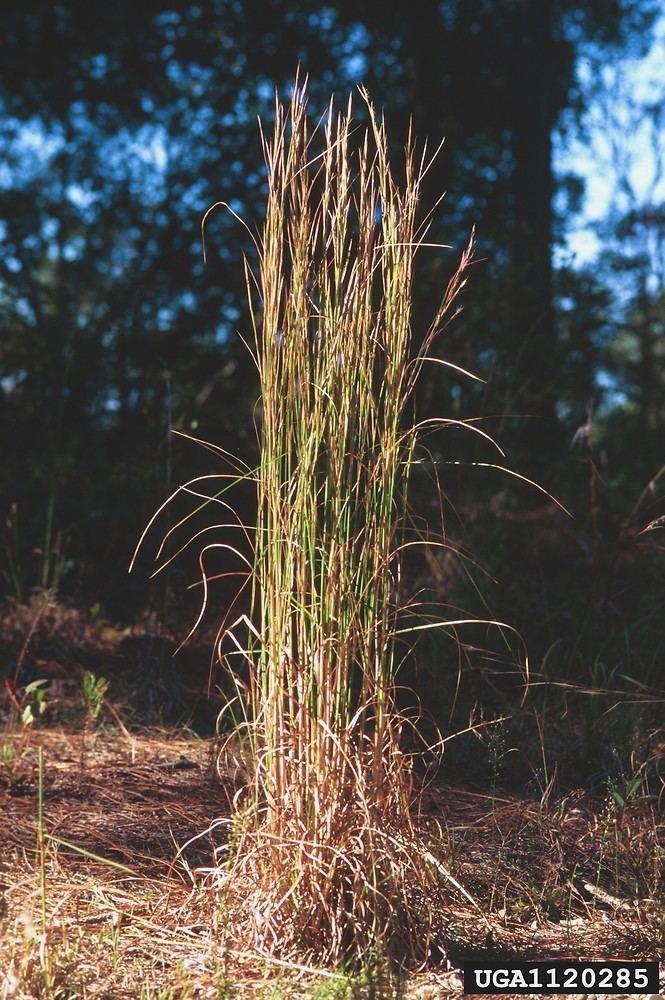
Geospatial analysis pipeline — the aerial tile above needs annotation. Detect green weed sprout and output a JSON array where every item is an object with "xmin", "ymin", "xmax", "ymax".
[{"xmin": 80, "ymin": 671, "xmax": 109, "ymax": 722}]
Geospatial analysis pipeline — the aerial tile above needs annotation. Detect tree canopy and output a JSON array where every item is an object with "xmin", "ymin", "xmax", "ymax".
[{"xmin": 1, "ymin": 0, "xmax": 662, "ymax": 616}]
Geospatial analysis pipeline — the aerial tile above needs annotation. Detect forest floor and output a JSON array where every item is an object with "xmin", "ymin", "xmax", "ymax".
[{"xmin": 0, "ymin": 598, "xmax": 663, "ymax": 998}]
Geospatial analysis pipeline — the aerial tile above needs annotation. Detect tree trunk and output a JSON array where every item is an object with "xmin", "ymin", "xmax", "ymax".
[{"xmin": 509, "ymin": 0, "xmax": 562, "ymax": 458}]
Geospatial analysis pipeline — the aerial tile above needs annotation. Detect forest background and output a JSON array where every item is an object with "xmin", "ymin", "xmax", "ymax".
[{"xmin": 1, "ymin": 0, "xmax": 663, "ymax": 793}]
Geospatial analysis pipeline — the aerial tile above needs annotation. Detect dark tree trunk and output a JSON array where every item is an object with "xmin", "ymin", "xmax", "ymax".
[{"xmin": 508, "ymin": 0, "xmax": 563, "ymax": 458}]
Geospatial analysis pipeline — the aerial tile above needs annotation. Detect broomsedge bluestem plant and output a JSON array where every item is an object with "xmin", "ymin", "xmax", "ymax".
[{"xmin": 133, "ymin": 85, "xmax": 498, "ymax": 970}]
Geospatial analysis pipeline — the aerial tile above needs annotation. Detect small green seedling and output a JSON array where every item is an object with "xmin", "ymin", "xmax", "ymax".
[
  {"xmin": 21, "ymin": 679, "xmax": 49, "ymax": 727},
  {"xmin": 80, "ymin": 671, "xmax": 109, "ymax": 722},
  {"xmin": 608, "ymin": 774, "xmax": 644, "ymax": 809},
  {"xmin": 1, "ymin": 743, "xmax": 18, "ymax": 785}
]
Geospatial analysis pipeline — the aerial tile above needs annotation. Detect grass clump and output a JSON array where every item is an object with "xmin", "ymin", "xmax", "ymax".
[
  {"xmin": 137, "ymin": 84, "xmax": 476, "ymax": 971},
  {"xmin": 214, "ymin": 87, "xmax": 475, "ymax": 970}
]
